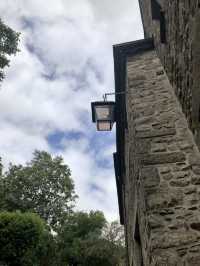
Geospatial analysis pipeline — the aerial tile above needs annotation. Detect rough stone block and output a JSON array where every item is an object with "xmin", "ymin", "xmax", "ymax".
[
  {"xmin": 141, "ymin": 167, "xmax": 160, "ymax": 188},
  {"xmin": 136, "ymin": 128, "xmax": 176, "ymax": 139},
  {"xmin": 123, "ymin": 47, "xmax": 200, "ymax": 265},
  {"xmin": 141, "ymin": 152, "xmax": 186, "ymax": 165}
]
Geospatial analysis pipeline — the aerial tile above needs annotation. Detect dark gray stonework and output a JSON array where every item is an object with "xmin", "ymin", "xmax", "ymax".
[
  {"xmin": 139, "ymin": 0, "xmax": 200, "ymax": 146},
  {"xmin": 113, "ymin": 1, "xmax": 200, "ymax": 265},
  {"xmin": 132, "ymin": 48, "xmax": 198, "ymax": 265},
  {"xmin": 114, "ymin": 43, "xmax": 200, "ymax": 265}
]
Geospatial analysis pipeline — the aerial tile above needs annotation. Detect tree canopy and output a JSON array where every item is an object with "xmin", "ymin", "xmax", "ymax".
[
  {"xmin": 103, "ymin": 220, "xmax": 125, "ymax": 247},
  {"xmin": 0, "ymin": 151, "xmax": 77, "ymax": 230},
  {"xmin": 0, "ymin": 19, "xmax": 20, "ymax": 81},
  {"xmin": 0, "ymin": 211, "xmax": 45, "ymax": 266},
  {"xmin": 57, "ymin": 211, "xmax": 125, "ymax": 266},
  {"xmin": 0, "ymin": 151, "xmax": 126, "ymax": 265},
  {"xmin": 78, "ymin": 238, "xmax": 124, "ymax": 266},
  {"xmin": 58, "ymin": 210, "xmax": 106, "ymax": 265}
]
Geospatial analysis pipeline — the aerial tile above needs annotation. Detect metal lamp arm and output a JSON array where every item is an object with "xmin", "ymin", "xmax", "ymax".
[{"xmin": 103, "ymin": 91, "xmax": 126, "ymax": 101}]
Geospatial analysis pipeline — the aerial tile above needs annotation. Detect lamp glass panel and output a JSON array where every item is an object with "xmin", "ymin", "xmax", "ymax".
[
  {"xmin": 97, "ymin": 121, "xmax": 111, "ymax": 131},
  {"xmin": 95, "ymin": 106, "xmax": 111, "ymax": 120}
]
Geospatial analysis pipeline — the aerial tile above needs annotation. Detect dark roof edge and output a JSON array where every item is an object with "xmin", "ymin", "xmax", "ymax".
[
  {"xmin": 138, "ymin": 0, "xmax": 146, "ymax": 38},
  {"xmin": 113, "ymin": 152, "xmax": 124, "ymax": 225},
  {"xmin": 113, "ymin": 38, "xmax": 154, "ymax": 55},
  {"xmin": 113, "ymin": 38, "xmax": 154, "ymax": 225}
]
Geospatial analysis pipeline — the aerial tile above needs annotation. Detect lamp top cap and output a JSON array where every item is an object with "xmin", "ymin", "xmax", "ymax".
[{"xmin": 91, "ymin": 101, "xmax": 115, "ymax": 105}]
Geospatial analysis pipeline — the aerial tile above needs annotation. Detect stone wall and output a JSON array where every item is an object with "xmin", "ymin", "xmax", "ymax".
[
  {"xmin": 138, "ymin": 0, "xmax": 200, "ymax": 145},
  {"xmin": 125, "ymin": 48, "xmax": 200, "ymax": 265}
]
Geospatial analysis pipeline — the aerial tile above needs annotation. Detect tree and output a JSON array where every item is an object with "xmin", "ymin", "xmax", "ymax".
[
  {"xmin": 101, "ymin": 221, "xmax": 126, "ymax": 265},
  {"xmin": 57, "ymin": 211, "xmax": 125, "ymax": 266},
  {"xmin": 0, "ymin": 150, "xmax": 77, "ymax": 230},
  {"xmin": 0, "ymin": 19, "xmax": 20, "ymax": 81},
  {"xmin": 79, "ymin": 220, "xmax": 125, "ymax": 266},
  {"xmin": 79, "ymin": 238, "xmax": 123, "ymax": 266},
  {"xmin": 28, "ymin": 226, "xmax": 59, "ymax": 266},
  {"xmin": 0, "ymin": 211, "xmax": 45, "ymax": 266},
  {"xmin": 58, "ymin": 210, "xmax": 106, "ymax": 265},
  {"xmin": 103, "ymin": 220, "xmax": 125, "ymax": 247}
]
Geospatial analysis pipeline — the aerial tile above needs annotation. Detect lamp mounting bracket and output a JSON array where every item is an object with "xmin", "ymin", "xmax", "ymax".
[{"xmin": 103, "ymin": 91, "xmax": 126, "ymax": 101}]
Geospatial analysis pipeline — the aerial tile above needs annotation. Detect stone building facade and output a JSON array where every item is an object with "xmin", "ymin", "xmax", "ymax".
[
  {"xmin": 113, "ymin": 1, "xmax": 200, "ymax": 265},
  {"xmin": 139, "ymin": 0, "xmax": 200, "ymax": 145}
]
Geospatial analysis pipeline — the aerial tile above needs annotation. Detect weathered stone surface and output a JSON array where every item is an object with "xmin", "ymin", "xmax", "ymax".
[
  {"xmin": 159, "ymin": 166, "xmax": 171, "ymax": 174},
  {"xmin": 191, "ymin": 175, "xmax": 200, "ymax": 185},
  {"xmin": 192, "ymin": 165, "xmax": 200, "ymax": 175},
  {"xmin": 188, "ymin": 153, "xmax": 200, "ymax": 165},
  {"xmin": 151, "ymin": 249, "xmax": 182, "ymax": 266},
  {"xmin": 169, "ymin": 180, "xmax": 190, "ymax": 188},
  {"xmin": 141, "ymin": 167, "xmax": 160, "ymax": 188},
  {"xmin": 139, "ymin": 0, "xmax": 200, "ymax": 147},
  {"xmin": 173, "ymin": 171, "xmax": 189, "ymax": 179},
  {"xmin": 190, "ymin": 223, "xmax": 200, "ymax": 231},
  {"xmin": 151, "ymin": 143, "xmax": 166, "ymax": 153},
  {"xmin": 136, "ymin": 128, "xmax": 176, "ymax": 139},
  {"xmin": 148, "ymin": 214, "xmax": 164, "ymax": 229},
  {"xmin": 162, "ymin": 173, "xmax": 173, "ymax": 181},
  {"xmin": 136, "ymin": 139, "xmax": 150, "ymax": 154},
  {"xmin": 186, "ymin": 255, "xmax": 200, "ymax": 266},
  {"xmin": 141, "ymin": 152, "xmax": 185, "ymax": 165},
  {"xmin": 151, "ymin": 229, "xmax": 200, "ymax": 249},
  {"xmin": 123, "ymin": 49, "xmax": 200, "ymax": 265},
  {"xmin": 145, "ymin": 188, "xmax": 183, "ymax": 210},
  {"xmin": 184, "ymin": 187, "xmax": 197, "ymax": 195}
]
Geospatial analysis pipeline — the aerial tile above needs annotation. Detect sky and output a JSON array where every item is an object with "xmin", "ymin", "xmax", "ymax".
[{"xmin": 0, "ymin": 0, "xmax": 143, "ymax": 221}]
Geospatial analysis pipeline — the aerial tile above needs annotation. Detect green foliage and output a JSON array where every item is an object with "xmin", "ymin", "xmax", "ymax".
[
  {"xmin": 79, "ymin": 238, "xmax": 124, "ymax": 266},
  {"xmin": 103, "ymin": 220, "xmax": 125, "ymax": 247},
  {"xmin": 58, "ymin": 211, "xmax": 106, "ymax": 265},
  {"xmin": 57, "ymin": 211, "xmax": 125, "ymax": 265},
  {"xmin": 0, "ymin": 152, "xmax": 125, "ymax": 265},
  {"xmin": 0, "ymin": 211, "xmax": 45, "ymax": 266},
  {"xmin": 0, "ymin": 158, "xmax": 3, "ymax": 176},
  {"xmin": 0, "ymin": 19, "xmax": 20, "ymax": 81},
  {"xmin": 0, "ymin": 150, "xmax": 77, "ymax": 230},
  {"xmin": 63, "ymin": 210, "xmax": 106, "ymax": 238},
  {"xmin": 25, "ymin": 226, "xmax": 59, "ymax": 266}
]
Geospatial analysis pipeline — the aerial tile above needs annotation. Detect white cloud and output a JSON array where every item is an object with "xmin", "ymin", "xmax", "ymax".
[
  {"xmin": 0, "ymin": 0, "xmax": 143, "ymax": 221},
  {"xmin": 60, "ymin": 136, "xmax": 118, "ymax": 221}
]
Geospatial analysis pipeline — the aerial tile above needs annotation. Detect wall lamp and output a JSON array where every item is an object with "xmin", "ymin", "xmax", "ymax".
[{"xmin": 91, "ymin": 91, "xmax": 125, "ymax": 131}]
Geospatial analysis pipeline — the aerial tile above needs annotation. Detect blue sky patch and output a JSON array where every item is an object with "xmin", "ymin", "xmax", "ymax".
[
  {"xmin": 89, "ymin": 183, "xmax": 105, "ymax": 195},
  {"xmin": 47, "ymin": 130, "xmax": 84, "ymax": 150},
  {"xmin": 21, "ymin": 17, "xmax": 36, "ymax": 30}
]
